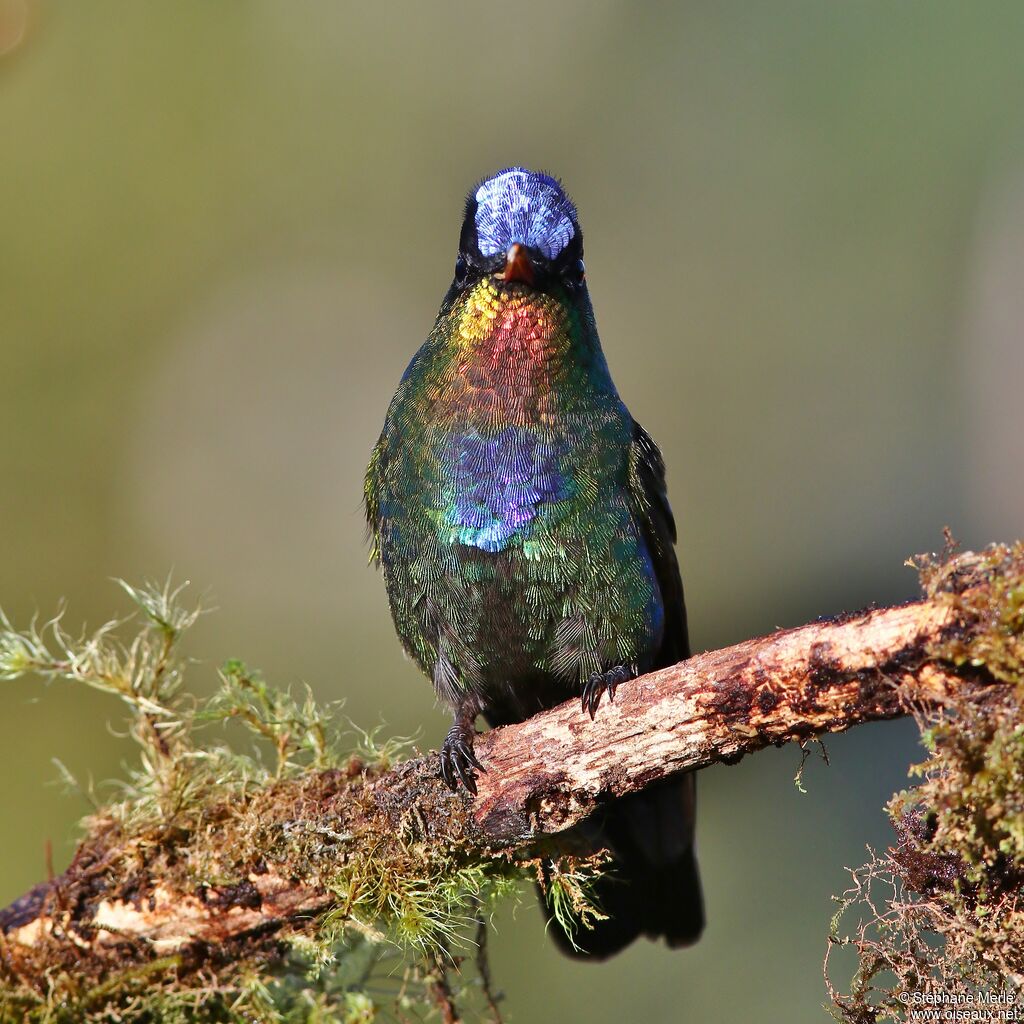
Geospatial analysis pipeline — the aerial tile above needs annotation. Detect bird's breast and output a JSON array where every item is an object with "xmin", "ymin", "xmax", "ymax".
[
  {"xmin": 382, "ymin": 280, "xmax": 628, "ymax": 556},
  {"xmin": 437, "ymin": 425, "xmax": 571, "ymax": 552},
  {"xmin": 408, "ymin": 283, "xmax": 609, "ymax": 553}
]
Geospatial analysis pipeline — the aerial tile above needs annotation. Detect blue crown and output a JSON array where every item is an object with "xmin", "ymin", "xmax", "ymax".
[{"xmin": 473, "ymin": 168, "xmax": 578, "ymax": 261}]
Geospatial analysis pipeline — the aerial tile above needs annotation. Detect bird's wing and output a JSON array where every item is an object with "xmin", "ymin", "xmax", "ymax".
[
  {"xmin": 627, "ymin": 420, "xmax": 690, "ymax": 664},
  {"xmin": 364, "ymin": 436, "xmax": 386, "ymax": 564}
]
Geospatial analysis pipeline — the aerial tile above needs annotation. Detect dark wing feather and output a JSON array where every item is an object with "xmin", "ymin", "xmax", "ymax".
[
  {"xmin": 628, "ymin": 420, "xmax": 690, "ymax": 665},
  {"xmin": 364, "ymin": 437, "xmax": 386, "ymax": 564}
]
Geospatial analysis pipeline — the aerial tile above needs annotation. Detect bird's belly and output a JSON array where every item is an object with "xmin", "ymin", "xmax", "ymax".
[{"xmin": 381, "ymin": 499, "xmax": 664, "ymax": 718}]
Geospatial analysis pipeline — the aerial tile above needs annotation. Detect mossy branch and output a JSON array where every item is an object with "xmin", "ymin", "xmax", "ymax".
[{"xmin": 0, "ymin": 542, "xmax": 1022, "ymax": 1023}]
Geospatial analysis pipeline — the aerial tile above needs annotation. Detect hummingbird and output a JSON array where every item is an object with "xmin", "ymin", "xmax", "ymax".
[{"xmin": 364, "ymin": 168, "xmax": 703, "ymax": 957}]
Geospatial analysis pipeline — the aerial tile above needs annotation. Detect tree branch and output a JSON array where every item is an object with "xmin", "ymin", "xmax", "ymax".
[
  {"xmin": 470, "ymin": 591, "xmax": 982, "ymax": 841},
  {"xmin": 0, "ymin": 546, "xmax": 1013, "ymax": 1011}
]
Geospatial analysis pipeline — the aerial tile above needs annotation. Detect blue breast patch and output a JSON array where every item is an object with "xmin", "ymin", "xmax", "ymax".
[{"xmin": 442, "ymin": 427, "xmax": 569, "ymax": 552}]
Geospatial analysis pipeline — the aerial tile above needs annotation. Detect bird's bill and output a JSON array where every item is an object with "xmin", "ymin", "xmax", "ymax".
[{"xmin": 497, "ymin": 243, "xmax": 535, "ymax": 285}]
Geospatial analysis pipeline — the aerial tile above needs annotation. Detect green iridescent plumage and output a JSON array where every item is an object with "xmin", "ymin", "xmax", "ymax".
[
  {"xmin": 365, "ymin": 168, "xmax": 702, "ymax": 957},
  {"xmin": 366, "ymin": 274, "xmax": 670, "ymax": 717}
]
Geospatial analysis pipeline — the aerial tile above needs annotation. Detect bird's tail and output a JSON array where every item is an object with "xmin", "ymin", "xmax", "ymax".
[{"xmin": 540, "ymin": 774, "xmax": 704, "ymax": 959}]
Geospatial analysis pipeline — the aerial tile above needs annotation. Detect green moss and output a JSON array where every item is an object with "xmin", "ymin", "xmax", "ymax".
[
  {"xmin": 828, "ymin": 541, "xmax": 1024, "ymax": 1021},
  {"xmin": 0, "ymin": 581, "xmax": 544, "ymax": 1023},
  {"xmin": 543, "ymin": 858, "xmax": 609, "ymax": 953},
  {"xmin": 917, "ymin": 538, "xmax": 1024, "ymax": 686}
]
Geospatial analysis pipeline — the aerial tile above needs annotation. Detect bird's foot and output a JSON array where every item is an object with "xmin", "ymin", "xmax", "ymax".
[
  {"xmin": 439, "ymin": 722, "xmax": 485, "ymax": 795},
  {"xmin": 581, "ymin": 664, "xmax": 636, "ymax": 720}
]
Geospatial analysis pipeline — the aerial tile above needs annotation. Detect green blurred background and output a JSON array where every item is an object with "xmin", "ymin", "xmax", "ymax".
[{"xmin": 2, "ymin": 2, "xmax": 1023, "ymax": 1020}]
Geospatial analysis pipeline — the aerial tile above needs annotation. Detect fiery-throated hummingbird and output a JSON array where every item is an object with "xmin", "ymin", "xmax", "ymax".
[{"xmin": 365, "ymin": 168, "xmax": 703, "ymax": 957}]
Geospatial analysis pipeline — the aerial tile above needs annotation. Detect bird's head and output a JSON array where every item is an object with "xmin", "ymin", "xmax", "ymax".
[{"xmin": 449, "ymin": 168, "xmax": 586, "ymax": 300}]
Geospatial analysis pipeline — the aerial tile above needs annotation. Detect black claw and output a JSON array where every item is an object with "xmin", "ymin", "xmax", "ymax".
[
  {"xmin": 440, "ymin": 750, "xmax": 455, "ymax": 792},
  {"xmin": 455, "ymin": 750, "xmax": 477, "ymax": 795},
  {"xmin": 582, "ymin": 664, "xmax": 636, "ymax": 720},
  {"xmin": 439, "ymin": 725, "xmax": 485, "ymax": 796}
]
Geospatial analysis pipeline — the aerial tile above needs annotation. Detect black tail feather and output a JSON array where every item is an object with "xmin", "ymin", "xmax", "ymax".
[{"xmin": 541, "ymin": 775, "xmax": 704, "ymax": 960}]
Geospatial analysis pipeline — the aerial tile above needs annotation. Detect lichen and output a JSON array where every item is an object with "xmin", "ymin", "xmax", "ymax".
[
  {"xmin": 0, "ymin": 581, "xmax": 599, "ymax": 1023},
  {"xmin": 827, "ymin": 540, "xmax": 1024, "ymax": 1021}
]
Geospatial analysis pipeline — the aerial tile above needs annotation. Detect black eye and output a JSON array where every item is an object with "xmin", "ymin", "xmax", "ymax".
[
  {"xmin": 454, "ymin": 255, "xmax": 467, "ymax": 284},
  {"xmin": 563, "ymin": 257, "xmax": 585, "ymax": 288}
]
